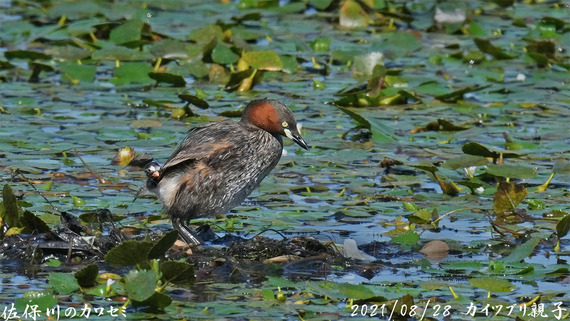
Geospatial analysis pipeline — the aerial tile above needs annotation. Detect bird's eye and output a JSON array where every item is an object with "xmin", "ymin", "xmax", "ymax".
[{"xmin": 282, "ymin": 121, "xmax": 288, "ymax": 128}]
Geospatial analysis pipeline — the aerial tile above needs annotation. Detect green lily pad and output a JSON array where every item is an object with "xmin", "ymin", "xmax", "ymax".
[
  {"xmin": 493, "ymin": 182, "xmax": 527, "ymax": 215},
  {"xmin": 112, "ymin": 62, "xmax": 154, "ymax": 85},
  {"xmin": 391, "ymin": 230, "xmax": 420, "ymax": 245},
  {"xmin": 1, "ymin": 184, "xmax": 20, "ymax": 228},
  {"xmin": 105, "ymin": 241, "xmax": 154, "ymax": 267},
  {"xmin": 443, "ymin": 155, "xmax": 488, "ymax": 170},
  {"xmin": 148, "ymin": 230, "xmax": 179, "ymax": 259},
  {"xmin": 4, "ymin": 50, "xmax": 51, "ymax": 60},
  {"xmin": 212, "ymin": 43, "xmax": 240, "ymax": 65},
  {"xmin": 20, "ymin": 210, "xmax": 51, "ymax": 234},
  {"xmin": 48, "ymin": 273, "xmax": 80, "ymax": 294},
  {"xmin": 124, "ymin": 269, "xmax": 157, "ymax": 301},
  {"xmin": 92, "ymin": 46, "xmax": 152, "ymax": 61},
  {"xmin": 408, "ymin": 209, "xmax": 434, "ymax": 224},
  {"xmin": 59, "ymin": 62, "xmax": 96, "ymax": 84},
  {"xmin": 178, "ymin": 94, "xmax": 209, "ymax": 109},
  {"xmin": 74, "ymin": 264, "xmax": 99, "ymax": 287},
  {"xmin": 190, "ymin": 24, "xmax": 223, "ymax": 44},
  {"xmin": 337, "ymin": 106, "xmax": 395, "ymax": 143},
  {"xmin": 556, "ymin": 214, "xmax": 570, "ymax": 239},
  {"xmin": 485, "ymin": 164, "xmax": 536, "ymax": 179},
  {"xmin": 14, "ymin": 290, "xmax": 58, "ymax": 311},
  {"xmin": 110, "ymin": 19, "xmax": 145, "ymax": 45},
  {"xmin": 149, "ymin": 39, "xmax": 190, "ymax": 59},
  {"xmin": 311, "ymin": 37, "xmax": 331, "ymax": 51},
  {"xmin": 309, "ymin": 0, "xmax": 333, "ymax": 10},
  {"xmin": 149, "ymin": 72, "xmax": 186, "ymax": 86},
  {"xmin": 160, "ymin": 261, "xmax": 195, "ymax": 287},
  {"xmin": 132, "ymin": 291, "xmax": 172, "ymax": 310},
  {"xmin": 469, "ymin": 276, "xmax": 515, "ymax": 293},
  {"xmin": 462, "ymin": 142, "xmax": 522, "ymax": 160},
  {"xmin": 474, "ymin": 38, "xmax": 518, "ymax": 60},
  {"xmin": 435, "ymin": 84, "xmax": 491, "ymax": 102},
  {"xmin": 502, "ymin": 237, "xmax": 541, "ymax": 263},
  {"xmin": 338, "ymin": 283, "xmax": 375, "ymax": 300},
  {"xmin": 186, "ymin": 60, "xmax": 210, "ymax": 78},
  {"xmin": 242, "ymin": 50, "xmax": 283, "ymax": 71}
]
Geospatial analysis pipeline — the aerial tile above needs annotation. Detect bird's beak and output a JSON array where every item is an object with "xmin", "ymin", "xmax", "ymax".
[{"xmin": 284, "ymin": 128, "xmax": 309, "ymax": 150}]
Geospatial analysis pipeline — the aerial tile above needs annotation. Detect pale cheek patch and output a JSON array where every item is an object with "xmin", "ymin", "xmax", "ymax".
[{"xmin": 284, "ymin": 128, "xmax": 293, "ymax": 140}]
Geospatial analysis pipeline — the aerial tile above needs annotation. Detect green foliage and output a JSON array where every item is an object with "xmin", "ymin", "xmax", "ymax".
[
  {"xmin": 105, "ymin": 241, "xmax": 154, "ymax": 267},
  {"xmin": 48, "ymin": 273, "xmax": 80, "ymax": 294},
  {"xmin": 1, "ymin": 0, "xmax": 570, "ymax": 319}
]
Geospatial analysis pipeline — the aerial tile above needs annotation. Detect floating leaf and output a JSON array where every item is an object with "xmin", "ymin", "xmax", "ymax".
[
  {"xmin": 160, "ymin": 261, "xmax": 195, "ymax": 287},
  {"xmin": 337, "ymin": 106, "xmax": 395, "ymax": 143},
  {"xmin": 148, "ymin": 230, "xmax": 179, "ymax": 259},
  {"xmin": 309, "ymin": 0, "xmax": 333, "ymax": 10},
  {"xmin": 150, "ymin": 39, "xmax": 190, "ymax": 59},
  {"xmin": 311, "ymin": 37, "xmax": 331, "ymax": 51},
  {"xmin": 92, "ymin": 47, "xmax": 152, "ymax": 61},
  {"xmin": 493, "ymin": 182, "xmax": 527, "ymax": 215},
  {"xmin": 178, "ymin": 94, "xmax": 209, "ymax": 109},
  {"xmin": 474, "ymin": 38, "xmax": 517, "ymax": 60},
  {"xmin": 242, "ymin": 51, "xmax": 283, "ymax": 71},
  {"xmin": 4, "ymin": 50, "xmax": 51, "ymax": 60},
  {"xmin": 485, "ymin": 164, "xmax": 536, "ymax": 179},
  {"xmin": 212, "ymin": 43, "xmax": 240, "ymax": 65},
  {"xmin": 435, "ymin": 84, "xmax": 491, "ymax": 102},
  {"xmin": 14, "ymin": 290, "xmax": 58, "ymax": 311},
  {"xmin": 149, "ymin": 72, "xmax": 186, "ymax": 87},
  {"xmin": 184, "ymin": 61, "xmax": 209, "ymax": 78},
  {"xmin": 190, "ymin": 24, "xmax": 223, "ymax": 44},
  {"xmin": 112, "ymin": 62, "xmax": 154, "ymax": 85},
  {"xmin": 443, "ymin": 155, "xmax": 488, "ymax": 170},
  {"xmin": 48, "ymin": 273, "xmax": 80, "ymax": 295},
  {"xmin": 71, "ymin": 195, "xmax": 85, "ymax": 206},
  {"xmin": 433, "ymin": 173, "xmax": 460, "ymax": 196},
  {"xmin": 556, "ymin": 214, "xmax": 570, "ymax": 239},
  {"xmin": 469, "ymin": 276, "xmax": 515, "ymax": 293},
  {"xmin": 75, "ymin": 264, "xmax": 99, "ymax": 287},
  {"xmin": 110, "ymin": 19, "xmax": 144, "ymax": 45},
  {"xmin": 124, "ymin": 270, "xmax": 157, "ymax": 301},
  {"xmin": 1, "ymin": 184, "xmax": 20, "ymax": 228},
  {"xmin": 462, "ymin": 142, "xmax": 522, "ymax": 160},
  {"xmin": 132, "ymin": 291, "xmax": 172, "ymax": 310},
  {"xmin": 391, "ymin": 230, "xmax": 420, "ymax": 245},
  {"xmin": 130, "ymin": 119, "xmax": 162, "ymax": 129},
  {"xmin": 553, "ymin": 159, "xmax": 570, "ymax": 175},
  {"xmin": 338, "ymin": 283, "xmax": 375, "ymax": 300},
  {"xmin": 20, "ymin": 210, "xmax": 50, "ymax": 234},
  {"xmin": 412, "ymin": 119, "xmax": 469, "ymax": 133},
  {"xmin": 59, "ymin": 62, "xmax": 96, "ymax": 84},
  {"xmin": 502, "ymin": 237, "xmax": 540, "ymax": 263},
  {"xmin": 208, "ymin": 63, "xmax": 230, "ymax": 84},
  {"xmin": 408, "ymin": 209, "xmax": 433, "ymax": 224},
  {"xmin": 105, "ymin": 241, "xmax": 153, "ymax": 267}
]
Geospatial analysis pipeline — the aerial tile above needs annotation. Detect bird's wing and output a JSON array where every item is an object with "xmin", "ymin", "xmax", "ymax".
[{"xmin": 159, "ymin": 120, "xmax": 238, "ymax": 173}]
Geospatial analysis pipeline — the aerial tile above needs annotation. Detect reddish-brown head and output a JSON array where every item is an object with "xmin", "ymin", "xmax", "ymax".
[{"xmin": 241, "ymin": 99, "xmax": 309, "ymax": 150}]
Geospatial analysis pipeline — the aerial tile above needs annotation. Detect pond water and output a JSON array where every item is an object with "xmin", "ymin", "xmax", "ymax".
[{"xmin": 1, "ymin": 0, "xmax": 569, "ymax": 320}]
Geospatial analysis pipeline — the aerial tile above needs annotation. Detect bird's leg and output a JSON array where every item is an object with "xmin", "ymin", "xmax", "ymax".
[{"xmin": 172, "ymin": 217, "xmax": 204, "ymax": 246}]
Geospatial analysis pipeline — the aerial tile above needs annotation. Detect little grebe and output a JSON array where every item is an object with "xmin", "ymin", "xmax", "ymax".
[{"xmin": 144, "ymin": 99, "xmax": 309, "ymax": 245}]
